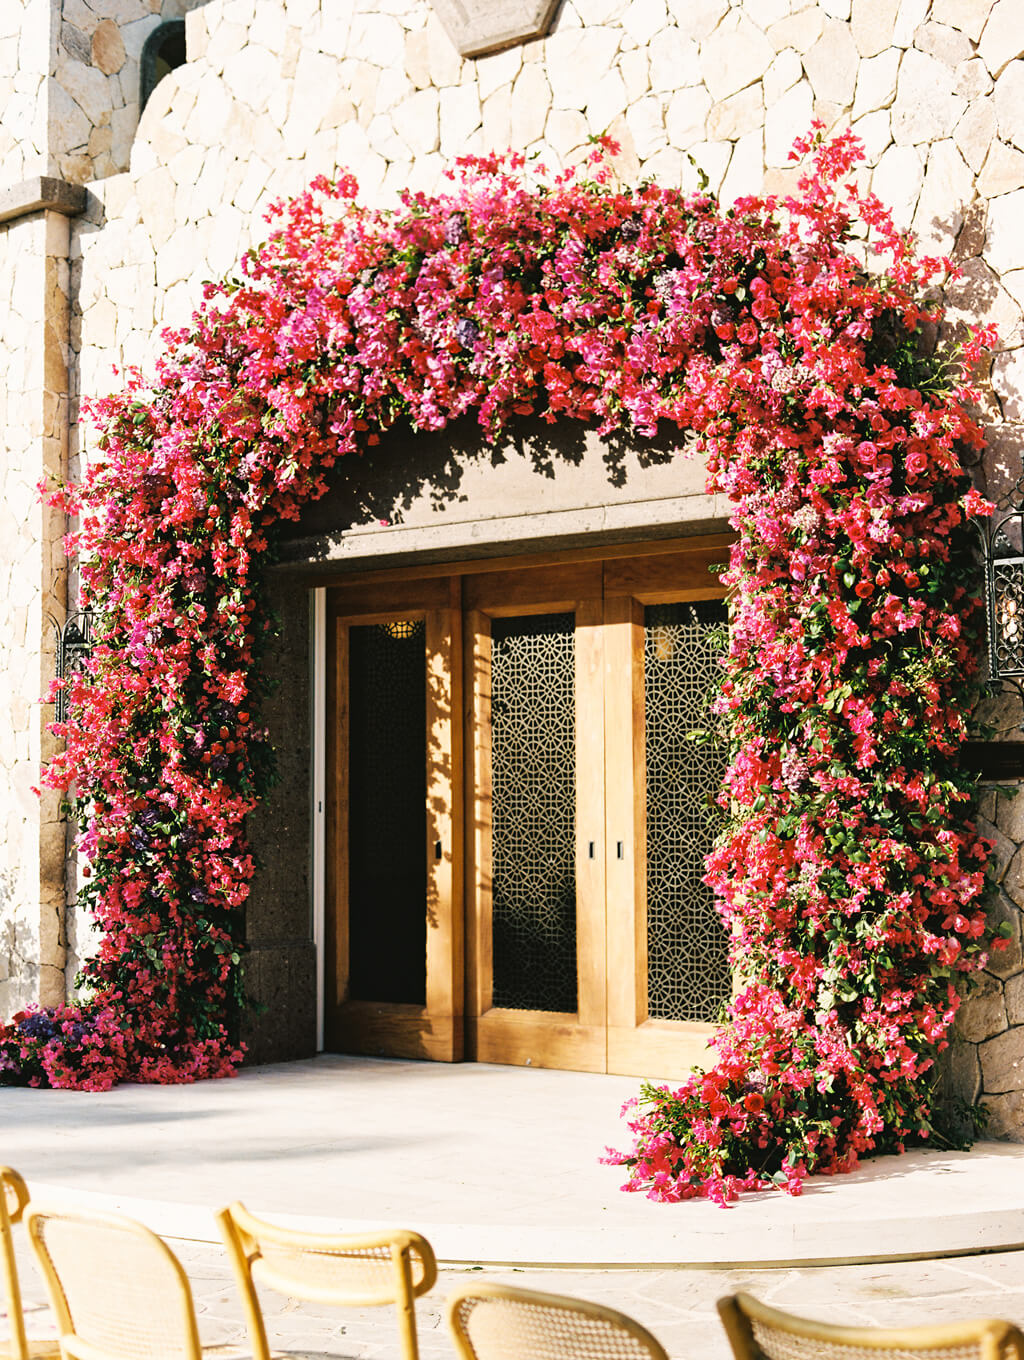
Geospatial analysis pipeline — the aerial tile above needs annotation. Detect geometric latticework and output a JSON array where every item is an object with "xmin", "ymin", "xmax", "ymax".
[
  {"xmin": 347, "ymin": 619, "xmax": 426, "ymax": 1006},
  {"xmin": 644, "ymin": 601, "xmax": 730, "ymax": 1022},
  {"xmin": 490, "ymin": 613, "xmax": 577, "ymax": 1013}
]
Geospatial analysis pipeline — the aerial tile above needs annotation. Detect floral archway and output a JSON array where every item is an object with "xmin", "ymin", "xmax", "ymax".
[{"xmin": 0, "ymin": 128, "xmax": 1001, "ymax": 1203}]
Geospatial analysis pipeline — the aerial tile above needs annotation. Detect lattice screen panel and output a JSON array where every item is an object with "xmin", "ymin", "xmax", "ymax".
[
  {"xmin": 347, "ymin": 619, "xmax": 427, "ymax": 1006},
  {"xmin": 490, "ymin": 613, "xmax": 577, "ymax": 1013},
  {"xmin": 644, "ymin": 602, "xmax": 730, "ymax": 1022}
]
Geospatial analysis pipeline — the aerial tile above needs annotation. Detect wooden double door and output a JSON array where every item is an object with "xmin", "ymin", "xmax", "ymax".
[{"xmin": 324, "ymin": 539, "xmax": 732, "ymax": 1078}]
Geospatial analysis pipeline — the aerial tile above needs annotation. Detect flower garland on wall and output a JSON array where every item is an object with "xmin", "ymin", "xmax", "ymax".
[{"xmin": 0, "ymin": 129, "xmax": 999, "ymax": 1200}]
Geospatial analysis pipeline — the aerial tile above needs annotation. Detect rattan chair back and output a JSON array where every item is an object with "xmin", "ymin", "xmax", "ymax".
[
  {"xmin": 447, "ymin": 1281, "xmax": 670, "ymax": 1360},
  {"xmin": 0, "ymin": 1167, "xmax": 60, "ymax": 1360},
  {"xmin": 717, "ymin": 1293, "xmax": 1024, "ymax": 1360},
  {"xmin": 216, "ymin": 1201, "xmax": 437, "ymax": 1360},
  {"xmin": 25, "ymin": 1206, "xmax": 204, "ymax": 1360}
]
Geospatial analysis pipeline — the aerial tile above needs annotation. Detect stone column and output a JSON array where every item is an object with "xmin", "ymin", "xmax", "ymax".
[{"xmin": 0, "ymin": 177, "xmax": 83, "ymax": 1013}]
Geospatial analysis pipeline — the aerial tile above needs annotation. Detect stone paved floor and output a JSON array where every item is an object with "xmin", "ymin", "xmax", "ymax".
[{"xmin": 10, "ymin": 1236, "xmax": 1024, "ymax": 1360}]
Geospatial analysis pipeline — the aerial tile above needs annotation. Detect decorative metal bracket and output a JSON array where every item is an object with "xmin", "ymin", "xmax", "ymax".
[{"xmin": 51, "ymin": 610, "xmax": 96, "ymax": 724}]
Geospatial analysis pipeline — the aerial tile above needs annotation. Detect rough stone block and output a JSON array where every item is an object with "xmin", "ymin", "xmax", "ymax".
[
  {"xmin": 625, "ymin": 94, "xmax": 667, "ymax": 159},
  {"xmin": 871, "ymin": 142, "xmax": 924, "ymax": 230},
  {"xmin": 980, "ymin": 1024, "xmax": 1024, "ymax": 1093},
  {"xmin": 700, "ymin": 11, "xmax": 774, "ymax": 102},
  {"xmin": 993, "ymin": 60, "xmax": 1024, "ymax": 152},
  {"xmin": 707, "ymin": 82, "xmax": 764, "ymax": 143},
  {"xmin": 764, "ymin": 48, "xmax": 801, "ymax": 105},
  {"xmin": 891, "ymin": 48, "xmax": 967, "ymax": 144},
  {"xmin": 979, "ymin": 1, "xmax": 1024, "ymax": 80},
  {"xmin": 953, "ymin": 97, "xmax": 997, "ymax": 173},
  {"xmin": 720, "ymin": 126, "xmax": 764, "ymax": 206},
  {"xmin": 957, "ymin": 971, "xmax": 1008, "ymax": 1043},
  {"xmin": 547, "ymin": 27, "xmax": 621, "ymax": 111},
  {"xmin": 852, "ymin": 47, "xmax": 900, "ymax": 120},
  {"xmin": 913, "ymin": 137, "xmax": 974, "ymax": 248},
  {"xmin": 805, "ymin": 20, "xmax": 860, "ymax": 107},
  {"xmin": 586, "ymin": 67, "xmax": 628, "ymax": 132},
  {"xmin": 993, "ymin": 348, "xmax": 1024, "ymax": 424},
  {"xmin": 667, "ymin": 0, "xmax": 728, "ymax": 44},
  {"xmin": 91, "ymin": 18, "xmax": 126, "ymax": 75},
  {"xmin": 981, "ymin": 1088, "xmax": 1024, "ymax": 1140},
  {"xmin": 851, "ymin": 0, "xmax": 899, "ymax": 58},
  {"xmin": 944, "ymin": 1034, "xmax": 983, "ymax": 1106},
  {"xmin": 1007, "ymin": 973, "xmax": 1024, "ymax": 1026},
  {"xmin": 621, "ymin": 0, "xmax": 668, "ymax": 49},
  {"xmin": 765, "ymin": 79, "xmax": 813, "ymax": 168},
  {"xmin": 665, "ymin": 84, "xmax": 711, "ymax": 149},
  {"xmin": 913, "ymin": 21, "xmax": 972, "ymax": 69},
  {"xmin": 649, "ymin": 28, "xmax": 699, "ymax": 92},
  {"xmin": 619, "ymin": 47, "xmax": 650, "ymax": 103},
  {"xmin": 440, "ymin": 81, "xmax": 484, "ymax": 156},
  {"xmin": 892, "ymin": 0, "xmax": 930, "ymax": 47},
  {"xmin": 933, "ymin": 0, "xmax": 996, "ymax": 44},
  {"xmin": 979, "ymin": 138, "xmax": 1024, "ymax": 196},
  {"xmin": 986, "ymin": 889, "xmax": 1024, "ymax": 981},
  {"xmin": 393, "ymin": 87, "xmax": 441, "ymax": 157},
  {"xmin": 477, "ymin": 44, "xmax": 523, "ymax": 101},
  {"xmin": 956, "ymin": 57, "xmax": 994, "ymax": 99},
  {"xmin": 851, "ymin": 108, "xmax": 892, "ymax": 163},
  {"xmin": 995, "ymin": 784, "xmax": 1024, "ymax": 844},
  {"xmin": 427, "ymin": 0, "xmax": 561, "ymax": 59}
]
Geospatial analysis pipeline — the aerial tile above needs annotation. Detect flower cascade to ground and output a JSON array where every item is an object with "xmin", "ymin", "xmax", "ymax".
[{"xmin": 0, "ymin": 130, "xmax": 998, "ymax": 1189}]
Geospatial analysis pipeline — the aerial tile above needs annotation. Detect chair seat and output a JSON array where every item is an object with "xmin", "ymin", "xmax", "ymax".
[{"xmin": 0, "ymin": 1343, "xmax": 62, "ymax": 1360}]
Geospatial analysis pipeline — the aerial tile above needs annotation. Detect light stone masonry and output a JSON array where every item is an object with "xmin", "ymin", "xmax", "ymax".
[{"xmin": 2, "ymin": 0, "xmax": 1024, "ymax": 1115}]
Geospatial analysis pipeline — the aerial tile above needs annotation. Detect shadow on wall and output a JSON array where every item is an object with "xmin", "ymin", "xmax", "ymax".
[
  {"xmin": 0, "ymin": 869, "xmax": 24, "ymax": 998},
  {"xmin": 276, "ymin": 412, "xmax": 693, "ymax": 550}
]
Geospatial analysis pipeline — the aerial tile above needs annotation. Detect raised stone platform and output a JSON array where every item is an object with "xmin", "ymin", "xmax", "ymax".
[{"xmin": 6, "ymin": 1055, "xmax": 1023, "ymax": 1267}]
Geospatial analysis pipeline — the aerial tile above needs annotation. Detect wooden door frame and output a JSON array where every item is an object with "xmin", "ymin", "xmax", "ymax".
[
  {"xmin": 317, "ymin": 533, "xmax": 735, "ymax": 1076},
  {"xmin": 323, "ymin": 577, "xmax": 464, "ymax": 1061}
]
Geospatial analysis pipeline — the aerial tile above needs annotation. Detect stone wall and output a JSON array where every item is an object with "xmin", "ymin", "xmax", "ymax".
[
  {"xmin": 4, "ymin": 0, "xmax": 1024, "ymax": 1090},
  {"xmin": 0, "ymin": 0, "xmax": 52, "ymax": 184},
  {"xmin": 1, "ymin": 0, "xmax": 201, "ymax": 188},
  {"xmin": 950, "ymin": 782, "xmax": 1024, "ymax": 1140},
  {"xmin": 68, "ymin": 0, "xmax": 1024, "ymax": 433}
]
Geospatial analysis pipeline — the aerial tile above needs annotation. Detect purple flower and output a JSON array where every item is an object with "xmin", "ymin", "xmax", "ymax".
[
  {"xmin": 444, "ymin": 212, "xmax": 468, "ymax": 246},
  {"xmin": 454, "ymin": 318, "xmax": 479, "ymax": 349}
]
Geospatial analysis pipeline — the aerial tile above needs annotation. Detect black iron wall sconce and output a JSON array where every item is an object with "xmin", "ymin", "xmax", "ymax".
[
  {"xmin": 51, "ymin": 610, "xmax": 95, "ymax": 724},
  {"xmin": 982, "ymin": 500, "xmax": 1024, "ymax": 718}
]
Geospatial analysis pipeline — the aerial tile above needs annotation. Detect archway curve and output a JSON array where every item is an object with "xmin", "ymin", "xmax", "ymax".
[{"xmin": 6, "ymin": 131, "xmax": 998, "ymax": 1201}]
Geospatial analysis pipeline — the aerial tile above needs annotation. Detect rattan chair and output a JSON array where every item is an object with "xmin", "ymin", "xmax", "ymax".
[
  {"xmin": 447, "ymin": 1281, "xmax": 670, "ymax": 1360},
  {"xmin": 216, "ymin": 1200, "xmax": 437, "ymax": 1360},
  {"xmin": 0, "ymin": 1169, "xmax": 60, "ymax": 1360},
  {"xmin": 717, "ymin": 1292, "xmax": 1024, "ymax": 1360},
  {"xmin": 25, "ymin": 1205, "xmax": 205, "ymax": 1360}
]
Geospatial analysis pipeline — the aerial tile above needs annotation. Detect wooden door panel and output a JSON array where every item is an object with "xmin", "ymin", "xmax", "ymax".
[
  {"xmin": 469, "ymin": 1013, "xmax": 606, "ymax": 1072},
  {"xmin": 464, "ymin": 601, "xmax": 606, "ymax": 1067},
  {"xmin": 325, "ymin": 595, "xmax": 463, "ymax": 1062},
  {"xmin": 607, "ymin": 1023, "xmax": 715, "ymax": 1080}
]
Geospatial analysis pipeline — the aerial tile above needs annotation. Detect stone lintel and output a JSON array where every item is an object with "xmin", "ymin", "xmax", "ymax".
[
  {"xmin": 429, "ymin": 0, "xmax": 561, "ymax": 57},
  {"xmin": 0, "ymin": 176, "xmax": 86, "ymax": 226}
]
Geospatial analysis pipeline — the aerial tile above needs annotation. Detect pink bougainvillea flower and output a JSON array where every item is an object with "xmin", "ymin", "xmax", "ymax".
[{"xmin": 5, "ymin": 128, "xmax": 995, "ymax": 1211}]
